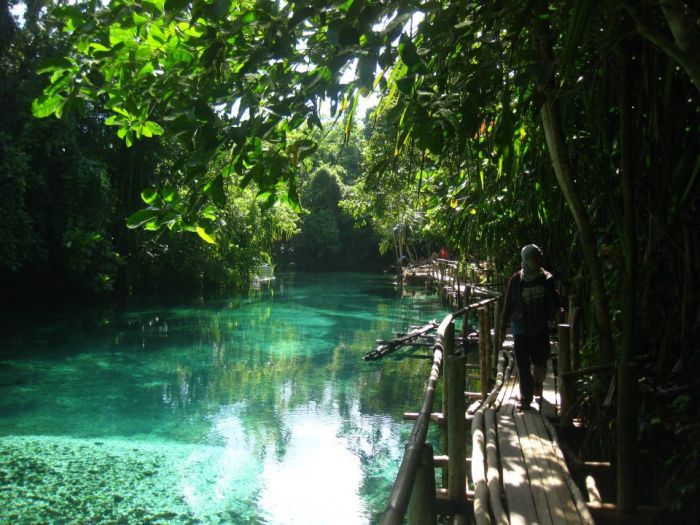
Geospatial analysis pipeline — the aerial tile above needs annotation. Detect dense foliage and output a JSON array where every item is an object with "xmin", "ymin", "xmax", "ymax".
[
  {"xmin": 0, "ymin": 2, "xmax": 301, "ymax": 299},
  {"xmin": 3, "ymin": 0, "xmax": 699, "ymax": 518}
]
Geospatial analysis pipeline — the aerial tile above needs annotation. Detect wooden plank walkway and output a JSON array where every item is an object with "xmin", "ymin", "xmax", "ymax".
[{"xmin": 473, "ymin": 342, "xmax": 594, "ymax": 525}]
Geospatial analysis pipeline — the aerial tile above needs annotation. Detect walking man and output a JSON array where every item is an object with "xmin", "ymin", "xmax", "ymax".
[{"xmin": 500, "ymin": 244, "xmax": 563, "ymax": 410}]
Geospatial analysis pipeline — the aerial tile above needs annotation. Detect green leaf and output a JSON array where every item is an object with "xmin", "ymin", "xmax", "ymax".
[
  {"xmin": 169, "ymin": 48, "xmax": 194, "ymax": 64},
  {"xmin": 138, "ymin": 62, "xmax": 155, "ymax": 78},
  {"xmin": 162, "ymin": 186, "xmax": 177, "ymax": 203},
  {"xmin": 196, "ymin": 225, "xmax": 217, "ymax": 245},
  {"xmin": 142, "ymin": 120, "xmax": 164, "ymax": 137},
  {"xmin": 32, "ymin": 94, "xmax": 65, "ymax": 118},
  {"xmin": 133, "ymin": 12, "xmax": 149, "ymax": 26},
  {"xmin": 398, "ymin": 34, "xmax": 421, "ymax": 69},
  {"xmin": 297, "ymin": 140, "xmax": 318, "ymax": 161},
  {"xmin": 201, "ymin": 205, "xmax": 218, "ymax": 220},
  {"xmin": 562, "ymin": 0, "xmax": 597, "ymax": 67},
  {"xmin": 280, "ymin": 185, "xmax": 301, "ymax": 212},
  {"xmin": 357, "ymin": 55, "xmax": 375, "ymax": 90},
  {"xmin": 140, "ymin": 187, "xmax": 160, "ymax": 204},
  {"xmin": 205, "ymin": 174, "xmax": 226, "ymax": 207},
  {"xmin": 126, "ymin": 208, "xmax": 160, "ymax": 228},
  {"xmin": 164, "ymin": 0, "xmax": 189, "ymax": 13},
  {"xmin": 247, "ymin": 137, "xmax": 263, "ymax": 159},
  {"xmin": 109, "ymin": 25, "xmax": 137, "ymax": 47},
  {"xmin": 144, "ymin": 0, "xmax": 165, "ymax": 10},
  {"xmin": 36, "ymin": 57, "xmax": 75, "ymax": 74},
  {"xmin": 88, "ymin": 42, "xmax": 110, "ymax": 54},
  {"xmin": 239, "ymin": 11, "xmax": 258, "ymax": 24},
  {"xmin": 58, "ymin": 6, "xmax": 87, "ymax": 33},
  {"xmin": 396, "ymin": 75, "xmax": 414, "ymax": 95}
]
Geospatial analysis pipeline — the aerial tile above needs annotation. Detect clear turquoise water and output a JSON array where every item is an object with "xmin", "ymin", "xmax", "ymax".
[{"xmin": 0, "ymin": 273, "xmax": 451, "ymax": 524}]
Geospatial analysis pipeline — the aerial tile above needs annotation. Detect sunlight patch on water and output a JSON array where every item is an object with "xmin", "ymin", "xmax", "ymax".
[{"xmin": 258, "ymin": 409, "xmax": 367, "ymax": 525}]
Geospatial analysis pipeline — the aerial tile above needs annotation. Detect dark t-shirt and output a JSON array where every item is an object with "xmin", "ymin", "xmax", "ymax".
[{"xmin": 502, "ymin": 270, "xmax": 560, "ymax": 336}]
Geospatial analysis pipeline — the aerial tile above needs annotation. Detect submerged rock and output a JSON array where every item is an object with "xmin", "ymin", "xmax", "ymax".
[{"xmin": 0, "ymin": 435, "xmax": 260, "ymax": 524}]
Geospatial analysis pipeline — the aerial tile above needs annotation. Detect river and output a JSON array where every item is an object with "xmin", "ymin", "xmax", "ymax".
[{"xmin": 0, "ymin": 272, "xmax": 451, "ymax": 524}]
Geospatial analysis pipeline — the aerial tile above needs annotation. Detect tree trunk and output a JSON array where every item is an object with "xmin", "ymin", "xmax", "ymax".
[
  {"xmin": 616, "ymin": 29, "xmax": 638, "ymax": 514},
  {"xmin": 627, "ymin": 0, "xmax": 700, "ymax": 92},
  {"xmin": 531, "ymin": 2, "xmax": 614, "ymax": 363}
]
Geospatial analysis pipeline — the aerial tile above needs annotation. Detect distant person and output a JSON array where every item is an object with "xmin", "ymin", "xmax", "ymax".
[
  {"xmin": 439, "ymin": 247, "xmax": 449, "ymax": 259},
  {"xmin": 500, "ymin": 244, "xmax": 563, "ymax": 410}
]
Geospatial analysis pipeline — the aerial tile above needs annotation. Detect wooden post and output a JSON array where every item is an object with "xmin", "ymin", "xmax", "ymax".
[
  {"xmin": 493, "ymin": 298, "xmax": 501, "ymax": 353},
  {"xmin": 441, "ymin": 320, "xmax": 453, "ymax": 489},
  {"xmin": 471, "ymin": 411, "xmax": 490, "ymax": 525},
  {"xmin": 456, "ymin": 263, "xmax": 463, "ymax": 308},
  {"xmin": 479, "ymin": 309, "xmax": 488, "ymax": 399},
  {"xmin": 484, "ymin": 305, "xmax": 494, "ymax": 382},
  {"xmin": 407, "ymin": 443, "xmax": 437, "ymax": 525},
  {"xmin": 485, "ymin": 409, "xmax": 507, "ymax": 525},
  {"xmin": 461, "ymin": 310, "xmax": 469, "ymax": 351},
  {"xmin": 557, "ymin": 323, "xmax": 572, "ymax": 416},
  {"xmin": 445, "ymin": 322, "xmax": 466, "ymax": 503},
  {"xmin": 570, "ymin": 306, "xmax": 582, "ymax": 371}
]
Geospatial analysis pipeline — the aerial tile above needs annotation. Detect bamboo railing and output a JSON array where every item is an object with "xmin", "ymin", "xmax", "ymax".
[{"xmin": 379, "ymin": 296, "xmax": 499, "ymax": 525}]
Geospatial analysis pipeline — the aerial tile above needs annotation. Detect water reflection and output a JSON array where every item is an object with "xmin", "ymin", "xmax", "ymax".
[{"xmin": 0, "ymin": 273, "xmax": 449, "ymax": 523}]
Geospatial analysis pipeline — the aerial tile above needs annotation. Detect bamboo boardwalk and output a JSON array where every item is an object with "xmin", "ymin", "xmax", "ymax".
[
  {"xmin": 471, "ymin": 338, "xmax": 594, "ymax": 525},
  {"xmin": 380, "ymin": 277, "xmax": 596, "ymax": 524}
]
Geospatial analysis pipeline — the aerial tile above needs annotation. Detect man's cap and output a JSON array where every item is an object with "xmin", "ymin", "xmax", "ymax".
[{"xmin": 521, "ymin": 244, "xmax": 542, "ymax": 260}]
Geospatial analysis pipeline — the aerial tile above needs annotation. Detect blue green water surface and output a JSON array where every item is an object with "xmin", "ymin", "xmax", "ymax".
[{"xmin": 0, "ymin": 273, "xmax": 450, "ymax": 524}]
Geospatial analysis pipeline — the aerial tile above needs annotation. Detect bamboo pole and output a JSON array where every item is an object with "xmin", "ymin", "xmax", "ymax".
[
  {"xmin": 380, "ymin": 341, "xmax": 444, "ymax": 525},
  {"xmin": 479, "ymin": 309, "xmax": 488, "ymax": 399},
  {"xmin": 446, "ymin": 324, "xmax": 466, "ymax": 502},
  {"xmin": 542, "ymin": 417, "xmax": 596, "ymax": 525},
  {"xmin": 570, "ymin": 306, "xmax": 583, "ymax": 371},
  {"xmin": 485, "ymin": 409, "xmax": 508, "ymax": 525},
  {"xmin": 492, "ymin": 298, "xmax": 501, "ymax": 354},
  {"xmin": 471, "ymin": 411, "xmax": 491, "ymax": 525},
  {"xmin": 483, "ymin": 305, "xmax": 493, "ymax": 382},
  {"xmin": 585, "ymin": 475, "xmax": 602, "ymax": 504},
  {"xmin": 461, "ymin": 309, "xmax": 469, "ymax": 351},
  {"xmin": 380, "ymin": 298, "xmax": 500, "ymax": 525},
  {"xmin": 557, "ymin": 323, "xmax": 572, "ymax": 416},
  {"xmin": 408, "ymin": 443, "xmax": 437, "ymax": 525},
  {"xmin": 442, "ymin": 320, "xmax": 452, "ymax": 489}
]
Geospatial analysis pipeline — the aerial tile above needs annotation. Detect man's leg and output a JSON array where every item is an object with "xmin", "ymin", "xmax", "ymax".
[
  {"xmin": 531, "ymin": 331, "xmax": 550, "ymax": 397},
  {"xmin": 513, "ymin": 334, "xmax": 534, "ymax": 408}
]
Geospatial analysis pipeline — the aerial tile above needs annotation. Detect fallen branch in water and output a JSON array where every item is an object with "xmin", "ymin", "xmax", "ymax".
[{"xmin": 363, "ymin": 321, "xmax": 438, "ymax": 361}]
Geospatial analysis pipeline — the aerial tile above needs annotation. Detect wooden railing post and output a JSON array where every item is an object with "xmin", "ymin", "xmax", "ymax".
[
  {"xmin": 407, "ymin": 442, "xmax": 437, "ymax": 525},
  {"xmin": 479, "ymin": 309, "xmax": 488, "ymax": 399},
  {"xmin": 456, "ymin": 263, "xmax": 463, "ymax": 308},
  {"xmin": 379, "ymin": 298, "xmax": 500, "ymax": 525},
  {"xmin": 570, "ymin": 306, "xmax": 582, "ymax": 371},
  {"xmin": 484, "ymin": 305, "xmax": 493, "ymax": 382},
  {"xmin": 445, "ymin": 321, "xmax": 466, "ymax": 502},
  {"xmin": 461, "ymin": 309, "xmax": 469, "ymax": 345},
  {"xmin": 557, "ymin": 323, "xmax": 573, "ymax": 416},
  {"xmin": 441, "ymin": 320, "xmax": 452, "ymax": 489},
  {"xmin": 492, "ymin": 298, "xmax": 501, "ymax": 352}
]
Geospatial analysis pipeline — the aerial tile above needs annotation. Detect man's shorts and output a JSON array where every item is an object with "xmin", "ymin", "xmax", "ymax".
[{"xmin": 513, "ymin": 331, "xmax": 550, "ymax": 366}]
